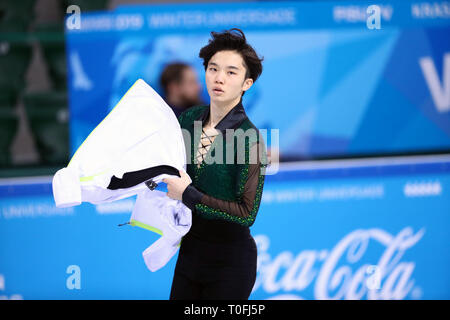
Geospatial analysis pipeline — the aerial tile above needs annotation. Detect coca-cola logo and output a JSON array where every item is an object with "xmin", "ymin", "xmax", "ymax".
[{"xmin": 253, "ymin": 227, "xmax": 425, "ymax": 300}]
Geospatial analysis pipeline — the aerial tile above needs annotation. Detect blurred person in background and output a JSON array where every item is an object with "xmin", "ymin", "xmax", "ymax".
[{"xmin": 159, "ymin": 62, "xmax": 204, "ymax": 118}]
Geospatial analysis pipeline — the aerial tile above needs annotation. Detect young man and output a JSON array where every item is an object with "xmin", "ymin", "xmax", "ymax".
[{"xmin": 164, "ymin": 28, "xmax": 266, "ymax": 300}]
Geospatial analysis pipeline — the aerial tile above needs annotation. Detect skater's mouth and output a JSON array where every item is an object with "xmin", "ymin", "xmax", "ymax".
[{"xmin": 213, "ymin": 87, "xmax": 224, "ymax": 94}]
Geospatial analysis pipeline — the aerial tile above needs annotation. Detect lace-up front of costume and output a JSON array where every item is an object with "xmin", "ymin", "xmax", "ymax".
[
  {"xmin": 196, "ymin": 127, "xmax": 219, "ymax": 168},
  {"xmin": 179, "ymin": 103, "xmax": 268, "ymax": 230}
]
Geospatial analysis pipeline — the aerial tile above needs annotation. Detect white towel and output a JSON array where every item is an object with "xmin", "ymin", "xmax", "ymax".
[
  {"xmin": 131, "ymin": 190, "xmax": 191, "ymax": 272},
  {"xmin": 52, "ymin": 166, "xmax": 82, "ymax": 208},
  {"xmin": 52, "ymin": 78, "xmax": 191, "ymax": 272},
  {"xmin": 52, "ymin": 78, "xmax": 187, "ymax": 206}
]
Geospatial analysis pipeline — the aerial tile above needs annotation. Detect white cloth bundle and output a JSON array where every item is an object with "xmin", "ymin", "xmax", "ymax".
[
  {"xmin": 131, "ymin": 190, "xmax": 191, "ymax": 272},
  {"xmin": 52, "ymin": 78, "xmax": 191, "ymax": 271}
]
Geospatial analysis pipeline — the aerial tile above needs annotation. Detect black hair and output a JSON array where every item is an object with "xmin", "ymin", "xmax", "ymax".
[{"xmin": 199, "ymin": 28, "xmax": 264, "ymax": 88}]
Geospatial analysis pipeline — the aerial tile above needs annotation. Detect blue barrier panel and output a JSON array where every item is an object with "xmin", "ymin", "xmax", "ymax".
[
  {"xmin": 65, "ymin": 0, "xmax": 450, "ymax": 161},
  {"xmin": 1, "ymin": 155, "xmax": 449, "ymax": 299}
]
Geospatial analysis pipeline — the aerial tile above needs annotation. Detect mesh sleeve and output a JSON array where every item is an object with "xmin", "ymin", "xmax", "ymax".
[{"xmin": 182, "ymin": 142, "xmax": 267, "ymax": 227}]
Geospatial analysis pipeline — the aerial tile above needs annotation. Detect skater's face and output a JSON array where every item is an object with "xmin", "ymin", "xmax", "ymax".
[{"xmin": 205, "ymin": 50, "xmax": 253, "ymax": 105}]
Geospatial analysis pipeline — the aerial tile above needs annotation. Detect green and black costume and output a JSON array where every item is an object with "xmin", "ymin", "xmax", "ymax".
[{"xmin": 169, "ymin": 99, "xmax": 267, "ymax": 300}]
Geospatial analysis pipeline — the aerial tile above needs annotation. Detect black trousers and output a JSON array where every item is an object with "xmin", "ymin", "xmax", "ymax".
[{"xmin": 169, "ymin": 233, "xmax": 257, "ymax": 300}]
